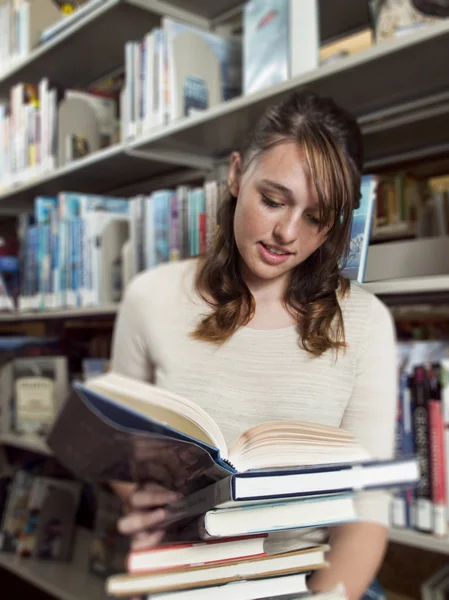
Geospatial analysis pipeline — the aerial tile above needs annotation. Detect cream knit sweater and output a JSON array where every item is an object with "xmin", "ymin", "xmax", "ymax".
[{"xmin": 111, "ymin": 258, "xmax": 397, "ymax": 528}]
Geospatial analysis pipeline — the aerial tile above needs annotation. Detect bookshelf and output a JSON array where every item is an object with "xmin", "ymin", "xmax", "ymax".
[
  {"xmin": 0, "ymin": 0, "xmax": 447, "ymax": 590},
  {"xmin": 0, "ymin": 304, "xmax": 119, "ymax": 322},
  {"xmin": 2, "ymin": 20, "xmax": 449, "ymax": 210},
  {"xmin": 389, "ymin": 529, "xmax": 449, "ymax": 556},
  {"xmin": 0, "ymin": 432, "xmax": 51, "ymax": 455},
  {"xmin": 360, "ymin": 275, "xmax": 449, "ymax": 297},
  {"xmin": 0, "ymin": 528, "xmax": 107, "ymax": 600},
  {"xmin": 0, "ymin": 277, "xmax": 446, "ymax": 323},
  {"xmin": 0, "ymin": 0, "xmax": 211, "ymax": 94}
]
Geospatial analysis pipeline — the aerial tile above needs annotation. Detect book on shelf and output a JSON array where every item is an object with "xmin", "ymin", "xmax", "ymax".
[
  {"xmin": 12, "ymin": 182, "xmax": 223, "ymax": 313},
  {"xmin": 243, "ymin": 0, "xmax": 319, "ymax": 95},
  {"xmin": 0, "ymin": 469, "xmax": 82, "ymax": 560},
  {"xmin": 46, "ymin": 371, "xmax": 420, "ymax": 505},
  {"xmin": 0, "ymin": 0, "xmax": 61, "ymax": 73},
  {"xmin": 38, "ymin": 0, "xmax": 107, "ymax": 44},
  {"xmin": 319, "ymin": 27, "xmax": 373, "ymax": 66},
  {"xmin": 391, "ymin": 340, "xmax": 449, "ymax": 539},
  {"xmin": 341, "ymin": 175, "xmax": 377, "ymax": 283},
  {"xmin": 11, "ymin": 355, "xmax": 69, "ymax": 437},
  {"xmin": 370, "ymin": 0, "xmax": 449, "ymax": 43},
  {"xmin": 122, "ymin": 18, "xmax": 242, "ymax": 138}
]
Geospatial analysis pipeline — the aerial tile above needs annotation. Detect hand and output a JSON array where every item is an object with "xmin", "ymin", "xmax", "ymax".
[{"xmin": 118, "ymin": 483, "xmax": 181, "ymax": 551}]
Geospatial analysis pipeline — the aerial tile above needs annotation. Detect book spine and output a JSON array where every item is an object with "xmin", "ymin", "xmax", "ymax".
[
  {"xmin": 412, "ymin": 365, "xmax": 433, "ymax": 532},
  {"xmin": 429, "ymin": 398, "xmax": 447, "ymax": 536},
  {"xmin": 428, "ymin": 362, "xmax": 447, "ymax": 537}
]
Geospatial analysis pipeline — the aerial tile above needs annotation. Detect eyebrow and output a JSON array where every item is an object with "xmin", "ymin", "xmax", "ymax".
[
  {"xmin": 259, "ymin": 178, "xmax": 320, "ymax": 211},
  {"xmin": 260, "ymin": 179, "xmax": 294, "ymax": 201}
]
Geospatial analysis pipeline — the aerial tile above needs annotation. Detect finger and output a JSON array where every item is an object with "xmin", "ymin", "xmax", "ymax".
[
  {"xmin": 118, "ymin": 509, "xmax": 167, "ymax": 535},
  {"xmin": 130, "ymin": 486, "xmax": 181, "ymax": 509},
  {"xmin": 130, "ymin": 529, "xmax": 166, "ymax": 552}
]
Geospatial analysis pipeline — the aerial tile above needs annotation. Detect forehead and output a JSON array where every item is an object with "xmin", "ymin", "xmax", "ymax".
[
  {"xmin": 246, "ymin": 141, "xmax": 316, "ymax": 196},
  {"xmin": 251, "ymin": 141, "xmax": 307, "ymax": 172}
]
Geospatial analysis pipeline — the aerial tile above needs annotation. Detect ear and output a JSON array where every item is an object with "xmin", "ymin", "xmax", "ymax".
[{"xmin": 228, "ymin": 152, "xmax": 242, "ymax": 198}]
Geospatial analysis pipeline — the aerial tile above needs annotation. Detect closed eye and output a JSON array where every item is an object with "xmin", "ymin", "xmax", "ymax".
[
  {"xmin": 261, "ymin": 195, "xmax": 283, "ymax": 209},
  {"xmin": 307, "ymin": 213, "xmax": 321, "ymax": 225}
]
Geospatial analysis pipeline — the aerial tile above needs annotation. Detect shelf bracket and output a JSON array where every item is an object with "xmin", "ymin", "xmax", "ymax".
[{"xmin": 123, "ymin": 145, "xmax": 216, "ymax": 171}]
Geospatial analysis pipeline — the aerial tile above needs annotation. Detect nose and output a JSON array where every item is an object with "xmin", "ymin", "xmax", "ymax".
[{"xmin": 273, "ymin": 213, "xmax": 298, "ymax": 245}]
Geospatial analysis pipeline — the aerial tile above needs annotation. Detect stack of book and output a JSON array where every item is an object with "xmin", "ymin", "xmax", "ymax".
[{"xmin": 46, "ymin": 372, "xmax": 420, "ymax": 600}]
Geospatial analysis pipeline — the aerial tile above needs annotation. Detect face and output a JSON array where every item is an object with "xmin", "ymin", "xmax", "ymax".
[{"xmin": 230, "ymin": 142, "xmax": 330, "ymax": 290}]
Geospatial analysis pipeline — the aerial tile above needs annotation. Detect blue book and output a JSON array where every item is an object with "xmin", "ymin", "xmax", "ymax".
[
  {"xmin": 47, "ymin": 371, "xmax": 420, "ymax": 515},
  {"xmin": 341, "ymin": 175, "xmax": 377, "ymax": 283}
]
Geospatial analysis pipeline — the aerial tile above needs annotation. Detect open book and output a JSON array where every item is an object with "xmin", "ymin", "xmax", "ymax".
[{"xmin": 47, "ymin": 372, "xmax": 419, "ymax": 499}]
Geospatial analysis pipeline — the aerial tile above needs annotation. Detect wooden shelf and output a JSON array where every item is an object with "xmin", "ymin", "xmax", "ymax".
[
  {"xmin": 389, "ymin": 528, "xmax": 449, "ymax": 555},
  {"xmin": 0, "ymin": 528, "xmax": 106, "ymax": 600}
]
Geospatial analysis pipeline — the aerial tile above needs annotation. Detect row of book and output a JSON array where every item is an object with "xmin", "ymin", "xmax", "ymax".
[
  {"xmin": 0, "ymin": 469, "xmax": 81, "ymax": 560},
  {"xmin": 45, "ymin": 371, "xmax": 420, "ymax": 600},
  {"xmin": 2, "ymin": 1, "xmax": 447, "ymax": 194},
  {"xmin": 0, "ymin": 0, "xmax": 104, "ymax": 75},
  {"xmin": 391, "ymin": 341, "xmax": 449, "ymax": 538},
  {"xmin": 1, "ymin": 180, "xmax": 222, "ymax": 312},
  {"xmin": 121, "ymin": 17, "xmax": 242, "ymax": 140},
  {"xmin": 3, "ymin": 169, "xmax": 448, "ymax": 313},
  {"xmin": 0, "ymin": 79, "xmax": 118, "ymax": 191},
  {"xmin": 371, "ymin": 173, "xmax": 449, "ymax": 242}
]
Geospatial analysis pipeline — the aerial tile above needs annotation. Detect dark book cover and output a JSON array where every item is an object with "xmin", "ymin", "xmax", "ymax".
[{"xmin": 46, "ymin": 383, "xmax": 232, "ymax": 495}]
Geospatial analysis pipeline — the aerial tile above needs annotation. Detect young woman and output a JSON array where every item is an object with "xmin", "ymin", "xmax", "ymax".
[{"xmin": 110, "ymin": 90, "xmax": 397, "ymax": 600}]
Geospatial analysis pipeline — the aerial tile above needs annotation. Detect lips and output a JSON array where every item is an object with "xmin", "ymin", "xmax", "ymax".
[
  {"xmin": 260, "ymin": 242, "xmax": 292, "ymax": 256},
  {"xmin": 257, "ymin": 242, "xmax": 293, "ymax": 265}
]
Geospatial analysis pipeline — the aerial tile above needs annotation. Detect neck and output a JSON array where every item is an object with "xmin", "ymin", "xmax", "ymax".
[{"xmin": 239, "ymin": 260, "xmax": 290, "ymax": 304}]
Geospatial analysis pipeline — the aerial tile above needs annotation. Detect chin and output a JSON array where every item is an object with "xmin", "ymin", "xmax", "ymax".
[{"xmin": 241, "ymin": 253, "xmax": 293, "ymax": 282}]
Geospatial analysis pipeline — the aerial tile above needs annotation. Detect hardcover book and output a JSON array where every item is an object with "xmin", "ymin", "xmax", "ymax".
[{"xmin": 47, "ymin": 372, "xmax": 419, "ymax": 502}]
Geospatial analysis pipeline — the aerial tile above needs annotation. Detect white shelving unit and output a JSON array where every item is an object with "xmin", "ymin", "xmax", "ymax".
[
  {"xmin": 361, "ymin": 275, "xmax": 449, "ymax": 297},
  {"xmin": 0, "ymin": 529, "xmax": 107, "ymax": 600},
  {"xmin": 389, "ymin": 529, "xmax": 449, "ymax": 556},
  {"xmin": 2, "ymin": 19, "xmax": 449, "ymax": 210},
  {"xmin": 0, "ymin": 304, "xmax": 119, "ymax": 322}
]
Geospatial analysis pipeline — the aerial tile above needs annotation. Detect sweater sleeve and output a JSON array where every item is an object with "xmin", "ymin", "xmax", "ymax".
[
  {"xmin": 110, "ymin": 275, "xmax": 154, "ymax": 383},
  {"xmin": 340, "ymin": 294, "xmax": 398, "ymax": 527}
]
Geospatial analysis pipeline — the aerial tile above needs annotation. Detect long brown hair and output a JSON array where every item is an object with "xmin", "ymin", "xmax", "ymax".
[{"xmin": 193, "ymin": 90, "xmax": 364, "ymax": 357}]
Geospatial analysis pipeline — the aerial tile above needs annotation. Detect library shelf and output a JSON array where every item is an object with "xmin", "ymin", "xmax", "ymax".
[
  {"xmin": 0, "ymin": 304, "xmax": 119, "ymax": 322},
  {"xmin": 0, "ymin": 528, "xmax": 107, "ymax": 600},
  {"xmin": 389, "ymin": 528, "xmax": 449, "ymax": 555},
  {"xmin": 361, "ymin": 275, "xmax": 449, "ymax": 297},
  {"xmin": 0, "ymin": 0, "xmax": 210, "ymax": 95},
  {"xmin": 0, "ymin": 433, "xmax": 52, "ymax": 456},
  {"xmin": 1, "ymin": 21, "xmax": 449, "ymax": 211}
]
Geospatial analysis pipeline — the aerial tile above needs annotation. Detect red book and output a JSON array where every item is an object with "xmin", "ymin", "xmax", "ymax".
[{"xmin": 127, "ymin": 534, "xmax": 270, "ymax": 574}]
